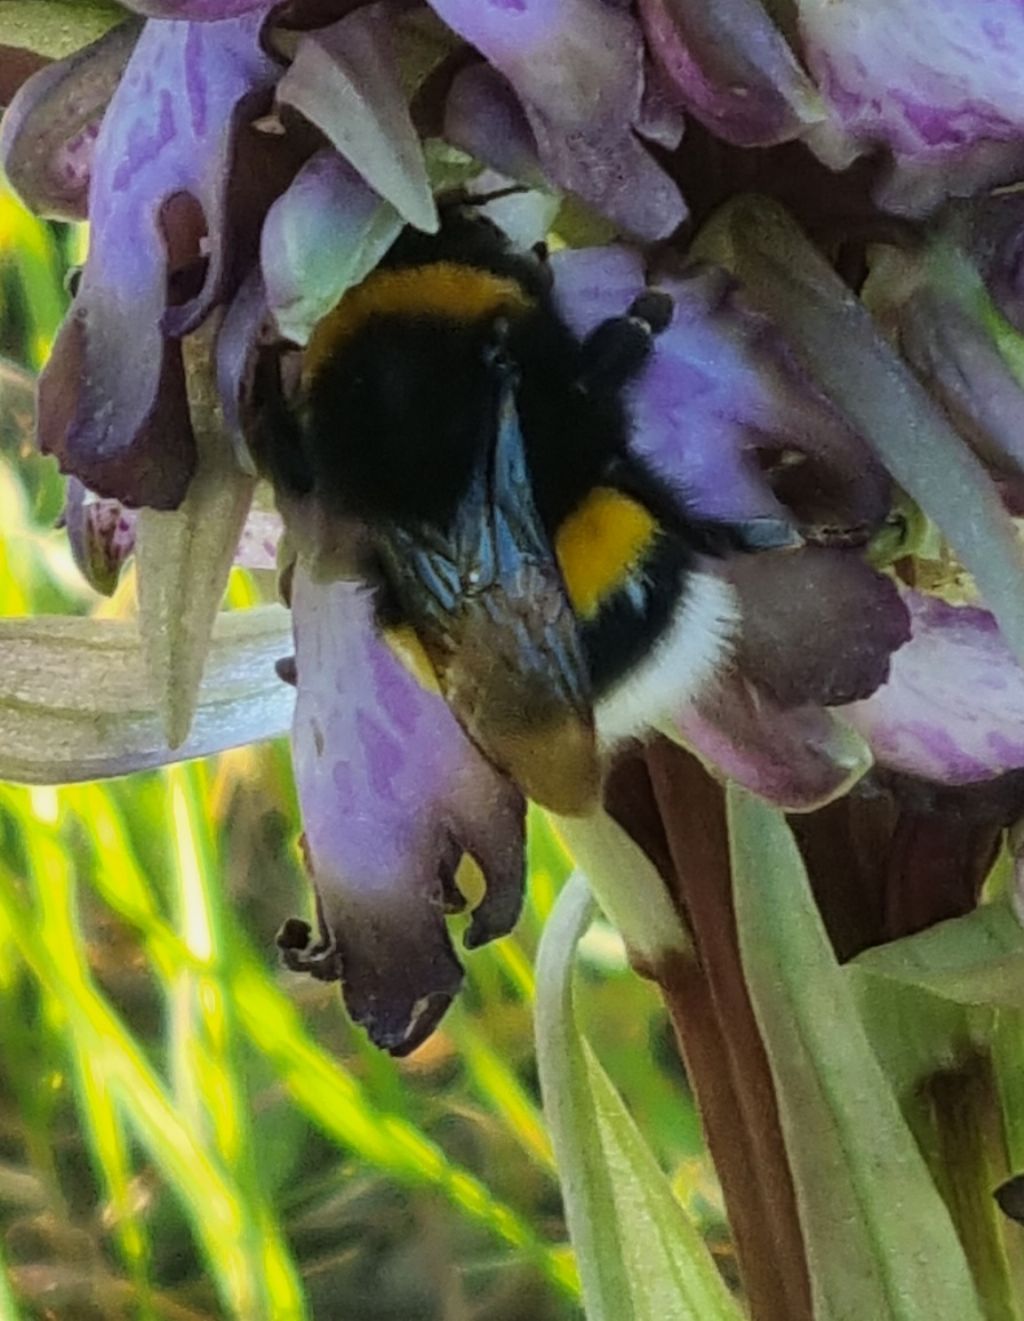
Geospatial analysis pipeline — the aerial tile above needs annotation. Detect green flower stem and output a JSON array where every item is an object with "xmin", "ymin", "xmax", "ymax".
[{"xmin": 643, "ymin": 739, "xmax": 814, "ymax": 1321}]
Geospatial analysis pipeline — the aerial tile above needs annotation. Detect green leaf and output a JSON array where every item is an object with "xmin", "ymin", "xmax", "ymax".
[
  {"xmin": 853, "ymin": 904, "xmax": 1024, "ymax": 1012},
  {"xmin": 0, "ymin": 605, "xmax": 293, "ymax": 783},
  {"xmin": 728, "ymin": 785, "xmax": 987, "ymax": 1321},
  {"xmin": 0, "ymin": 1, "xmax": 125, "ymax": 58},
  {"xmin": 694, "ymin": 196, "xmax": 1024, "ymax": 672},
  {"xmin": 135, "ymin": 334, "xmax": 257, "ymax": 748},
  {"xmin": 535, "ymin": 871, "xmax": 744, "ymax": 1321}
]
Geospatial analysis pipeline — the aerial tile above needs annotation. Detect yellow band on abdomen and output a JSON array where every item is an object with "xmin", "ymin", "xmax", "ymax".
[{"xmin": 555, "ymin": 488, "xmax": 658, "ymax": 618}]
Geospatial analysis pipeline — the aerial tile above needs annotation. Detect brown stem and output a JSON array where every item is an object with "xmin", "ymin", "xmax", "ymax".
[{"xmin": 610, "ymin": 740, "xmax": 814, "ymax": 1321}]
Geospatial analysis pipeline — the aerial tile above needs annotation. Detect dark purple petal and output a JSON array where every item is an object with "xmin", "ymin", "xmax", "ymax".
[
  {"xmin": 63, "ymin": 478, "xmax": 137, "ymax": 596},
  {"xmin": 551, "ymin": 245, "xmax": 891, "ymax": 532},
  {"xmin": 426, "ymin": 0, "xmax": 643, "ymax": 130},
  {"xmin": 276, "ymin": 4, "xmax": 436, "ymax": 232},
  {"xmin": 37, "ymin": 13, "xmax": 279, "ymax": 508},
  {"xmin": 638, "ymin": 0, "xmax": 825, "ymax": 148},
  {"xmin": 0, "ymin": 21, "xmax": 140, "ymax": 221},
  {"xmin": 727, "ymin": 549, "xmax": 910, "ymax": 708},
  {"xmin": 843, "ymin": 591, "xmax": 1024, "ymax": 785},
  {"xmin": 261, "ymin": 148, "xmax": 402, "ymax": 345},
  {"xmin": 671, "ymin": 671, "xmax": 871, "ymax": 811},
  {"xmin": 800, "ymin": 0, "xmax": 1024, "ymax": 214},
  {"xmin": 443, "ymin": 63, "xmax": 546, "ymax": 188},
  {"xmin": 288, "ymin": 565, "xmax": 525, "ymax": 1053}
]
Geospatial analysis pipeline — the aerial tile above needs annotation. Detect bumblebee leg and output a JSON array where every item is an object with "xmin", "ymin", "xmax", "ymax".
[
  {"xmin": 579, "ymin": 289, "xmax": 675, "ymax": 394},
  {"xmin": 688, "ymin": 516, "xmax": 804, "ymax": 556}
]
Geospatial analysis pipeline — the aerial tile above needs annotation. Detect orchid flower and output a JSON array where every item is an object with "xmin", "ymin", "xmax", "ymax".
[{"xmin": 7, "ymin": 1, "xmax": 1024, "ymax": 1316}]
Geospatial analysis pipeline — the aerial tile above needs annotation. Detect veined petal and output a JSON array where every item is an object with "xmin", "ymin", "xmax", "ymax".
[
  {"xmin": 799, "ymin": 0, "xmax": 1024, "ymax": 213},
  {"xmin": 287, "ymin": 565, "xmax": 525, "ymax": 1054},
  {"xmin": 37, "ymin": 12, "xmax": 279, "ymax": 508},
  {"xmin": 844, "ymin": 591, "xmax": 1024, "ymax": 785}
]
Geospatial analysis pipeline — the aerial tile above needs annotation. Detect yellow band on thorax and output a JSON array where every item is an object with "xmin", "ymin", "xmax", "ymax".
[
  {"xmin": 555, "ymin": 487, "xmax": 658, "ymax": 619},
  {"xmin": 304, "ymin": 263, "xmax": 533, "ymax": 382}
]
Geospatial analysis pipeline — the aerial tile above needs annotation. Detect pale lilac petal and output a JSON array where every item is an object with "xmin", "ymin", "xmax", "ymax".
[
  {"xmin": 0, "ymin": 21, "xmax": 139, "ymax": 221},
  {"xmin": 526, "ymin": 108, "xmax": 686, "ymax": 242},
  {"xmin": 639, "ymin": 0, "xmax": 825, "ymax": 147},
  {"xmin": 36, "ymin": 13, "xmax": 279, "ymax": 508},
  {"xmin": 844, "ymin": 591, "xmax": 1024, "ymax": 784},
  {"xmin": 287, "ymin": 565, "xmax": 525, "ymax": 1053},
  {"xmin": 276, "ymin": 4, "xmax": 436, "ymax": 233},
  {"xmin": 261, "ymin": 148, "xmax": 402, "ymax": 346},
  {"xmin": 443, "ymin": 63, "xmax": 546, "ymax": 188}
]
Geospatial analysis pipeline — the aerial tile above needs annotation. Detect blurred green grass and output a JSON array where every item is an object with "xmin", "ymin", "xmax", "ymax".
[{"xmin": 0, "ymin": 176, "xmax": 722, "ymax": 1320}]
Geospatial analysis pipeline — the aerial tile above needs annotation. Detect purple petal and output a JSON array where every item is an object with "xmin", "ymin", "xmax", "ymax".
[
  {"xmin": 261, "ymin": 148, "xmax": 402, "ymax": 345},
  {"xmin": 0, "ymin": 21, "xmax": 140, "ymax": 221},
  {"xmin": 671, "ymin": 671, "xmax": 871, "ymax": 811},
  {"xmin": 844, "ymin": 591, "xmax": 1024, "ymax": 785},
  {"xmin": 550, "ymin": 245, "xmax": 890, "ymax": 531},
  {"xmin": 36, "ymin": 13, "xmax": 279, "ymax": 508},
  {"xmin": 727, "ymin": 549, "xmax": 911, "ymax": 708},
  {"xmin": 63, "ymin": 478, "xmax": 137, "ymax": 596},
  {"xmin": 800, "ymin": 0, "xmax": 1024, "ymax": 214},
  {"xmin": 443, "ymin": 63, "xmax": 546, "ymax": 188},
  {"xmin": 276, "ymin": 4, "xmax": 437, "ymax": 233},
  {"xmin": 639, "ymin": 0, "xmax": 825, "ymax": 148},
  {"xmin": 426, "ymin": 0, "xmax": 643, "ymax": 130},
  {"xmin": 287, "ymin": 565, "xmax": 525, "ymax": 1053}
]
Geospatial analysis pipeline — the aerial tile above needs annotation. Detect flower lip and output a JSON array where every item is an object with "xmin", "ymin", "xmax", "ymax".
[{"xmin": 288, "ymin": 566, "xmax": 526, "ymax": 1054}]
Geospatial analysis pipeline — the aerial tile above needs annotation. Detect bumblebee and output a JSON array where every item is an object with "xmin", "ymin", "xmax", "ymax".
[{"xmin": 261, "ymin": 204, "xmax": 790, "ymax": 815}]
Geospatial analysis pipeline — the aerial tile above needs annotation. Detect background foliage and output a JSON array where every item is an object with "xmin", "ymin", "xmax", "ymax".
[{"xmin": 0, "ymin": 181, "xmax": 726, "ymax": 1321}]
